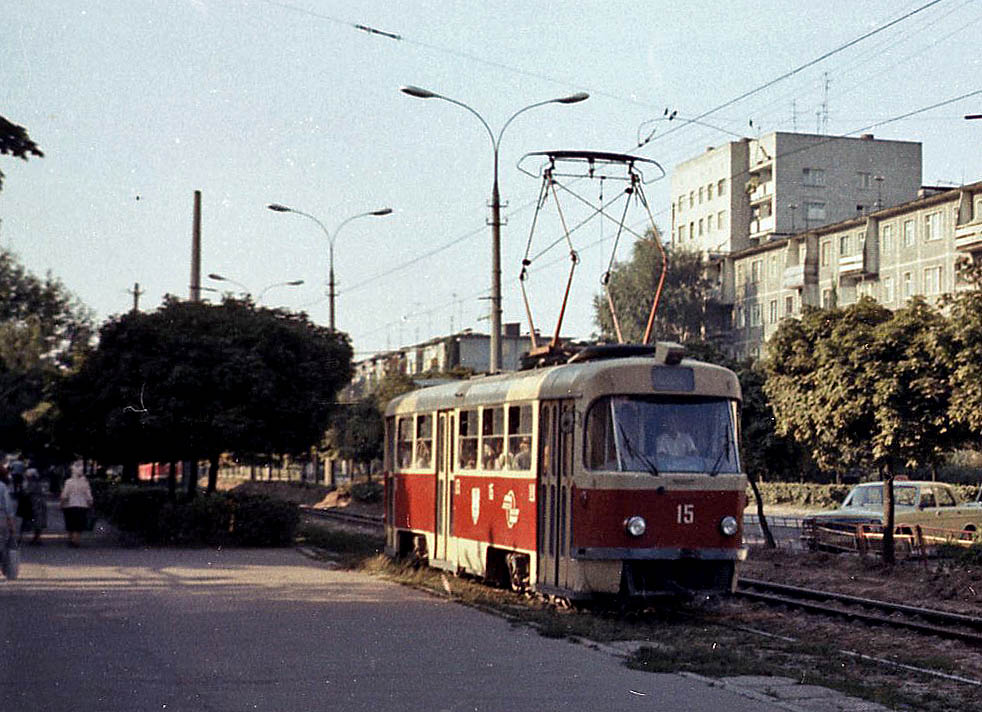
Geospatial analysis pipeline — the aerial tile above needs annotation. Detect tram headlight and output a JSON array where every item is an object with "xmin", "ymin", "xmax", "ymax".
[
  {"xmin": 624, "ymin": 515, "xmax": 647, "ymax": 538},
  {"xmin": 719, "ymin": 515, "xmax": 739, "ymax": 537}
]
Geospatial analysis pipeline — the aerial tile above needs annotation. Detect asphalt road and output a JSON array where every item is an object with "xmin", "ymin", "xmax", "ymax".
[{"xmin": 1, "ymin": 521, "xmax": 795, "ymax": 712}]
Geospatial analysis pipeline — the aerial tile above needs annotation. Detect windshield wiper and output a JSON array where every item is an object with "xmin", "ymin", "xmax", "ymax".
[
  {"xmin": 617, "ymin": 423, "xmax": 659, "ymax": 477},
  {"xmin": 708, "ymin": 424, "xmax": 733, "ymax": 477}
]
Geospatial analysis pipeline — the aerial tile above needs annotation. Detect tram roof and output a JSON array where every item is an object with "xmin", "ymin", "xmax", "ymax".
[{"xmin": 384, "ymin": 353, "xmax": 740, "ymax": 417}]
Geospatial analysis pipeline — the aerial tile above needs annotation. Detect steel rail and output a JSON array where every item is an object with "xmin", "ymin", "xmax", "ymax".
[
  {"xmin": 301, "ymin": 506, "xmax": 383, "ymax": 528},
  {"xmin": 737, "ymin": 577, "xmax": 982, "ymax": 645}
]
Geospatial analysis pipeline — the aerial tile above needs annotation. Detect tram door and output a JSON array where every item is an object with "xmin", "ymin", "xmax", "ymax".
[
  {"xmin": 537, "ymin": 400, "xmax": 574, "ymax": 590},
  {"xmin": 434, "ymin": 411, "xmax": 455, "ymax": 564}
]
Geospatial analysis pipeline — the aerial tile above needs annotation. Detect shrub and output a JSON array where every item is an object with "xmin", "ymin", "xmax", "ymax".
[
  {"xmin": 98, "ymin": 484, "xmax": 299, "ymax": 547},
  {"xmin": 349, "ymin": 480, "xmax": 383, "ymax": 504},
  {"xmin": 229, "ymin": 493, "xmax": 299, "ymax": 546}
]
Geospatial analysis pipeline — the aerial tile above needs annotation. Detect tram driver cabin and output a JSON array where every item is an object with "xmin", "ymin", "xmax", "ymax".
[{"xmin": 383, "ymin": 342, "xmax": 747, "ymax": 601}]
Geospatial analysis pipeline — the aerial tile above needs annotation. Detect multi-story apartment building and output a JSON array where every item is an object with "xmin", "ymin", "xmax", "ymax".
[
  {"xmin": 672, "ymin": 132, "xmax": 922, "ymax": 255},
  {"xmin": 725, "ymin": 181, "xmax": 982, "ymax": 359}
]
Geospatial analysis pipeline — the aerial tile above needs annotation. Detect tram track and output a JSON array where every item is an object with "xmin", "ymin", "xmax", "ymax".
[
  {"xmin": 301, "ymin": 506, "xmax": 384, "ymax": 529},
  {"xmin": 736, "ymin": 577, "xmax": 982, "ymax": 646}
]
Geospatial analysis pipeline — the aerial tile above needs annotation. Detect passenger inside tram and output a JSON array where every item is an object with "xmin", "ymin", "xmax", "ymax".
[{"xmin": 511, "ymin": 438, "xmax": 532, "ymax": 470}]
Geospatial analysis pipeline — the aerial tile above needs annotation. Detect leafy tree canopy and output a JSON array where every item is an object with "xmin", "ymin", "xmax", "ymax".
[
  {"xmin": 53, "ymin": 297, "xmax": 352, "ymax": 466},
  {"xmin": 0, "ymin": 248, "xmax": 93, "ymax": 455},
  {"xmin": 592, "ymin": 232, "xmax": 720, "ymax": 344},
  {"xmin": 0, "ymin": 115, "xmax": 43, "ymax": 191}
]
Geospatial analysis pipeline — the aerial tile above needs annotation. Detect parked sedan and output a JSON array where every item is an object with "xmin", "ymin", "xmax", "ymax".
[{"xmin": 801, "ymin": 480, "xmax": 982, "ymax": 551}]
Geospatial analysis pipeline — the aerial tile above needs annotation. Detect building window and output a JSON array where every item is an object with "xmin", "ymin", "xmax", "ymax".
[
  {"xmin": 822, "ymin": 288, "xmax": 834, "ymax": 308},
  {"xmin": 689, "ymin": 191, "xmax": 694, "ymax": 208},
  {"xmin": 678, "ymin": 225, "xmax": 686, "ymax": 242},
  {"xmin": 881, "ymin": 223, "xmax": 894, "ymax": 254},
  {"xmin": 678, "ymin": 196, "xmax": 684, "ymax": 214},
  {"xmin": 689, "ymin": 222, "xmax": 695, "ymax": 240},
  {"xmin": 924, "ymin": 211, "xmax": 942, "ymax": 241},
  {"xmin": 785, "ymin": 295, "xmax": 794, "ymax": 315},
  {"xmin": 707, "ymin": 183, "xmax": 714, "ymax": 200},
  {"xmin": 751, "ymin": 259, "xmax": 762, "ymax": 283},
  {"xmin": 820, "ymin": 241, "xmax": 831, "ymax": 267},
  {"xmin": 751, "ymin": 303, "xmax": 762, "ymax": 326},
  {"xmin": 924, "ymin": 265, "xmax": 942, "ymax": 295},
  {"xmin": 902, "ymin": 272, "xmax": 913, "ymax": 299},
  {"xmin": 717, "ymin": 179, "xmax": 726, "ymax": 195},
  {"xmin": 737, "ymin": 305, "xmax": 745, "ymax": 328},
  {"xmin": 707, "ymin": 214, "xmax": 714, "ymax": 232},
  {"xmin": 840, "ymin": 235, "xmax": 850, "ymax": 255},
  {"xmin": 717, "ymin": 211, "xmax": 726, "ymax": 230},
  {"xmin": 882, "ymin": 276, "xmax": 894, "ymax": 304},
  {"xmin": 902, "ymin": 219, "xmax": 915, "ymax": 247},
  {"xmin": 806, "ymin": 201, "xmax": 826, "ymax": 221},
  {"xmin": 698, "ymin": 218, "xmax": 704, "ymax": 236},
  {"xmin": 736, "ymin": 265, "xmax": 745, "ymax": 286},
  {"xmin": 769, "ymin": 255, "xmax": 779, "ymax": 279},
  {"xmin": 699, "ymin": 186, "xmax": 704, "ymax": 204},
  {"xmin": 857, "ymin": 172, "xmax": 872, "ymax": 189},
  {"xmin": 769, "ymin": 299, "xmax": 778, "ymax": 324},
  {"xmin": 802, "ymin": 167, "xmax": 825, "ymax": 187}
]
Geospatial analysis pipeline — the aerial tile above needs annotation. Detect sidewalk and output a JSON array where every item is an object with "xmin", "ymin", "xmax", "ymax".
[{"xmin": 6, "ymin": 497, "xmax": 898, "ymax": 711}]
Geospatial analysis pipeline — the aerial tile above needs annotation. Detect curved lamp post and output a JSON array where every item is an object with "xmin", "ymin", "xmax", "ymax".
[
  {"xmin": 208, "ymin": 273, "xmax": 304, "ymax": 303},
  {"xmin": 207, "ymin": 272, "xmax": 251, "ymax": 296},
  {"xmin": 400, "ymin": 85, "xmax": 588, "ymax": 373},
  {"xmin": 267, "ymin": 204, "xmax": 392, "ymax": 331}
]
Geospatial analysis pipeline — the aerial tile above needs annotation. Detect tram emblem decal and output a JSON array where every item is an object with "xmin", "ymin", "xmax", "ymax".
[
  {"xmin": 501, "ymin": 490, "xmax": 520, "ymax": 529},
  {"xmin": 471, "ymin": 487, "xmax": 481, "ymax": 525}
]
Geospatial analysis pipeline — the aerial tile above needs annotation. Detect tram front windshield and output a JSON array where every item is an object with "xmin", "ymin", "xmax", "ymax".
[{"xmin": 586, "ymin": 395, "xmax": 740, "ymax": 475}]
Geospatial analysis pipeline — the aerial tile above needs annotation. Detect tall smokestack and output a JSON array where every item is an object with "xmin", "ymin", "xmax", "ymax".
[{"xmin": 190, "ymin": 190, "xmax": 202, "ymax": 302}]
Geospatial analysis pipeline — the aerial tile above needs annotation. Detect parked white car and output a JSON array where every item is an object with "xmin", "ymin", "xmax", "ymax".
[{"xmin": 801, "ymin": 480, "xmax": 982, "ymax": 550}]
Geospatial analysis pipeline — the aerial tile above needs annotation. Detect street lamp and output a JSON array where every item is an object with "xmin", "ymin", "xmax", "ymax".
[
  {"xmin": 258, "ymin": 279, "xmax": 305, "ymax": 302},
  {"xmin": 208, "ymin": 273, "xmax": 304, "ymax": 303},
  {"xmin": 208, "ymin": 272, "xmax": 251, "ymax": 296},
  {"xmin": 267, "ymin": 204, "xmax": 392, "ymax": 331},
  {"xmin": 400, "ymin": 85, "xmax": 589, "ymax": 373}
]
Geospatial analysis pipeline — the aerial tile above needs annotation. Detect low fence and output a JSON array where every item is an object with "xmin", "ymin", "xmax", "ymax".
[{"xmin": 804, "ymin": 521, "xmax": 981, "ymax": 557}]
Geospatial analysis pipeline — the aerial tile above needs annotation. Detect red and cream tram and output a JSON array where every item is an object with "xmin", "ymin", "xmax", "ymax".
[{"xmin": 383, "ymin": 342, "xmax": 747, "ymax": 601}]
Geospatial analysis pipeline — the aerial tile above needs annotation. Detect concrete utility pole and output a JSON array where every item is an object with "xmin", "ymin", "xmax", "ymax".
[
  {"xmin": 190, "ymin": 190, "xmax": 202, "ymax": 302},
  {"xmin": 128, "ymin": 282, "xmax": 144, "ymax": 312},
  {"xmin": 400, "ymin": 85, "xmax": 588, "ymax": 372}
]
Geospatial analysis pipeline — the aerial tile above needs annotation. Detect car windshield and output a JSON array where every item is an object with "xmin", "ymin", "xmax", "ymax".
[
  {"xmin": 585, "ymin": 395, "xmax": 740, "ymax": 474},
  {"xmin": 845, "ymin": 484, "xmax": 918, "ymax": 509}
]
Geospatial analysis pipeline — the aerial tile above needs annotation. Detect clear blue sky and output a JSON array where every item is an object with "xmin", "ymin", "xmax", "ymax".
[{"xmin": 3, "ymin": 0, "xmax": 980, "ymax": 356}]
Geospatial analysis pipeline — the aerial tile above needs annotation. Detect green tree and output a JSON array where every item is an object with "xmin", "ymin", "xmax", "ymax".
[
  {"xmin": 53, "ymin": 297, "xmax": 352, "ymax": 493},
  {"xmin": 764, "ymin": 299, "xmax": 893, "ymax": 477},
  {"xmin": 944, "ymin": 261, "xmax": 982, "ymax": 442},
  {"xmin": 592, "ymin": 233, "xmax": 721, "ymax": 343},
  {"xmin": 869, "ymin": 297, "xmax": 960, "ymax": 477},
  {"xmin": 0, "ymin": 115, "xmax": 43, "ymax": 191},
  {"xmin": 0, "ymin": 248, "xmax": 93, "ymax": 456}
]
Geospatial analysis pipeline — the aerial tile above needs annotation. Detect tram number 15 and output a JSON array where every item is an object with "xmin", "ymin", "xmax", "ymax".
[{"xmin": 676, "ymin": 504, "xmax": 694, "ymax": 525}]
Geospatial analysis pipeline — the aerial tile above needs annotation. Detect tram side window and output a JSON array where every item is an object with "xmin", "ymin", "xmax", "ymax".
[
  {"xmin": 459, "ymin": 409, "xmax": 479, "ymax": 469},
  {"xmin": 507, "ymin": 404, "xmax": 533, "ymax": 470},
  {"xmin": 585, "ymin": 400, "xmax": 617, "ymax": 470},
  {"xmin": 414, "ymin": 414, "xmax": 433, "ymax": 469},
  {"xmin": 482, "ymin": 406, "xmax": 506, "ymax": 470},
  {"xmin": 396, "ymin": 417, "xmax": 414, "ymax": 470}
]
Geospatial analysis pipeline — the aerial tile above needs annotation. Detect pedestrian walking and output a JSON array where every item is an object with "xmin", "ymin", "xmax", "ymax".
[
  {"xmin": 19, "ymin": 467, "xmax": 47, "ymax": 544},
  {"xmin": 60, "ymin": 463, "xmax": 93, "ymax": 548},
  {"xmin": 0, "ymin": 468, "xmax": 16, "ymax": 577}
]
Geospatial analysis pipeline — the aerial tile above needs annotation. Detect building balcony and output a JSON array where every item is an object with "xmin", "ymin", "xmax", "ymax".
[
  {"xmin": 749, "ymin": 181, "xmax": 773, "ymax": 204},
  {"xmin": 749, "ymin": 214, "xmax": 776, "ymax": 238},
  {"xmin": 955, "ymin": 221, "xmax": 982, "ymax": 252},
  {"xmin": 838, "ymin": 252, "xmax": 875, "ymax": 278},
  {"xmin": 781, "ymin": 263, "xmax": 816, "ymax": 289}
]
